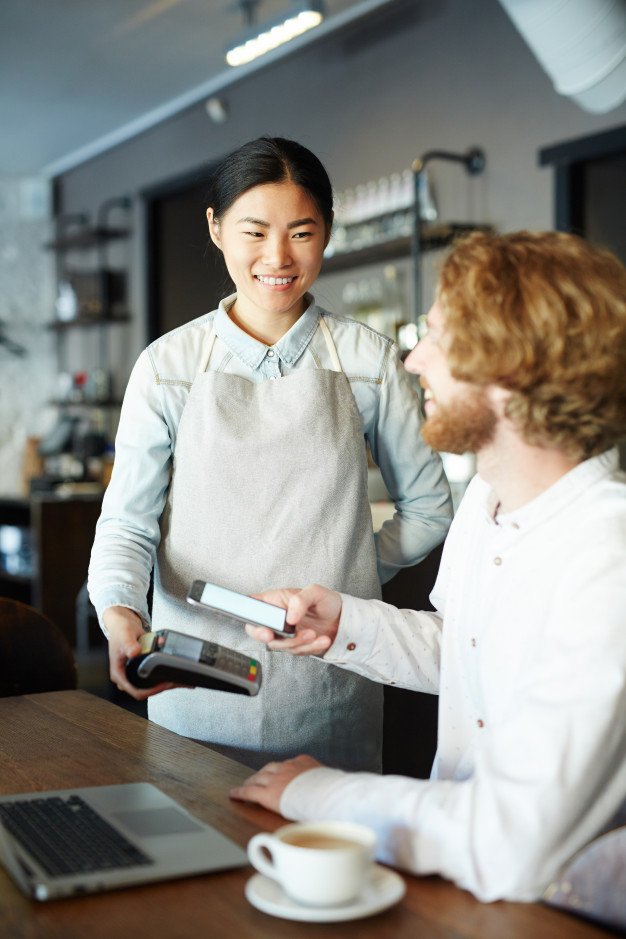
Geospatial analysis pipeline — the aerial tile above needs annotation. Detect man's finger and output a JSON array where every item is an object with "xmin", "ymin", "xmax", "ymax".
[{"xmin": 267, "ymin": 634, "xmax": 332, "ymax": 655}]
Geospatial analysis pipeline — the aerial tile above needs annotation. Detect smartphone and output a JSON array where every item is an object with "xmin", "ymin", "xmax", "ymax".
[
  {"xmin": 187, "ymin": 580, "xmax": 294, "ymax": 635},
  {"xmin": 125, "ymin": 629, "xmax": 261, "ymax": 696}
]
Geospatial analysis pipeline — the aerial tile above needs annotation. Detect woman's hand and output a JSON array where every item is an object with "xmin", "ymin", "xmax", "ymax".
[
  {"xmin": 244, "ymin": 584, "xmax": 342, "ymax": 655},
  {"xmin": 102, "ymin": 606, "xmax": 176, "ymax": 700}
]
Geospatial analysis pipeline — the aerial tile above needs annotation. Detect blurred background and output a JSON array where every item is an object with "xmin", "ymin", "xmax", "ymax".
[{"xmin": 1, "ymin": 0, "xmax": 625, "ymax": 735}]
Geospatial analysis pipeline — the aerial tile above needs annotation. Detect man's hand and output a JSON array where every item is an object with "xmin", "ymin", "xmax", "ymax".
[
  {"xmin": 103, "ymin": 606, "xmax": 176, "ymax": 700},
  {"xmin": 230, "ymin": 755, "xmax": 323, "ymax": 814},
  {"xmin": 244, "ymin": 584, "xmax": 342, "ymax": 655}
]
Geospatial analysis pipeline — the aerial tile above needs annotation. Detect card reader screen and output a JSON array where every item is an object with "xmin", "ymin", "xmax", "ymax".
[{"xmin": 163, "ymin": 631, "xmax": 203, "ymax": 662}]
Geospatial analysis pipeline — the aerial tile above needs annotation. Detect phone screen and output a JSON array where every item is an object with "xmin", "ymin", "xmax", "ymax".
[{"xmin": 193, "ymin": 581, "xmax": 289, "ymax": 632}]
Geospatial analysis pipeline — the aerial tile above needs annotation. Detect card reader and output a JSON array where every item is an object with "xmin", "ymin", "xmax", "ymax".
[{"xmin": 125, "ymin": 629, "xmax": 261, "ymax": 696}]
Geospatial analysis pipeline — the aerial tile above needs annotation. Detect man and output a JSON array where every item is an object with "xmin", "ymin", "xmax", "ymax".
[{"xmin": 230, "ymin": 230, "xmax": 626, "ymax": 903}]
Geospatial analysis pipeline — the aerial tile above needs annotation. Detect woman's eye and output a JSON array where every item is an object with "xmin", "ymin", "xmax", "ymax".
[{"xmin": 292, "ymin": 231, "xmax": 313, "ymax": 239}]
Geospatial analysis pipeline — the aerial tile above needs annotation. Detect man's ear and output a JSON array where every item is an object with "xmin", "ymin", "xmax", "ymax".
[
  {"xmin": 323, "ymin": 211, "xmax": 334, "ymax": 251},
  {"xmin": 487, "ymin": 384, "xmax": 512, "ymax": 418},
  {"xmin": 207, "ymin": 208, "xmax": 222, "ymax": 250}
]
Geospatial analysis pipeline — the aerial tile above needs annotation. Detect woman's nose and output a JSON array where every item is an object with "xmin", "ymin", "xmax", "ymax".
[{"xmin": 262, "ymin": 238, "xmax": 292, "ymax": 267}]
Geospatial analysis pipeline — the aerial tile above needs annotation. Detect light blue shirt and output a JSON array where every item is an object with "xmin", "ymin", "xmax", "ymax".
[{"xmin": 88, "ymin": 295, "xmax": 452, "ymax": 627}]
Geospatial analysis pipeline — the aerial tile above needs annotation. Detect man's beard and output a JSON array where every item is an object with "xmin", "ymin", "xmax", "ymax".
[{"xmin": 420, "ymin": 387, "xmax": 497, "ymax": 455}]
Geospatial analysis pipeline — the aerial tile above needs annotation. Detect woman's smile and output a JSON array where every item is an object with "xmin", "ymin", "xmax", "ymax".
[{"xmin": 253, "ymin": 274, "xmax": 298, "ymax": 288}]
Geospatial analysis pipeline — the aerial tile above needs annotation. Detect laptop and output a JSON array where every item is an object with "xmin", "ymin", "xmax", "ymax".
[{"xmin": 0, "ymin": 782, "xmax": 248, "ymax": 900}]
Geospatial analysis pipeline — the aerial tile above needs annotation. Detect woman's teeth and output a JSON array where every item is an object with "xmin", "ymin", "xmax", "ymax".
[{"xmin": 255, "ymin": 275, "xmax": 295, "ymax": 285}]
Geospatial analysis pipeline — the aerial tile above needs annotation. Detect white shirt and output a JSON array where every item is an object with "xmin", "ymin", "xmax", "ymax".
[{"xmin": 280, "ymin": 449, "xmax": 626, "ymax": 902}]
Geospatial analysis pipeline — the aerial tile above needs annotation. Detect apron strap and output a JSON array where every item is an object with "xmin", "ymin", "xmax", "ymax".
[
  {"xmin": 202, "ymin": 316, "xmax": 343, "ymax": 374},
  {"xmin": 201, "ymin": 327, "xmax": 217, "ymax": 373},
  {"xmin": 318, "ymin": 316, "xmax": 343, "ymax": 372}
]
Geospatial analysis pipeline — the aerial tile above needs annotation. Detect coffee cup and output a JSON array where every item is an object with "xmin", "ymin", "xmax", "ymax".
[{"xmin": 247, "ymin": 820, "xmax": 376, "ymax": 907}]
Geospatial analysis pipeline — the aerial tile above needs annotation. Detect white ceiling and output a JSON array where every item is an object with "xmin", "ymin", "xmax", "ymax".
[{"xmin": 0, "ymin": 0, "xmax": 390, "ymax": 178}]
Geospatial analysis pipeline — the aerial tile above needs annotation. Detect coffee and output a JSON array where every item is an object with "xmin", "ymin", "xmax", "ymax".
[
  {"xmin": 282, "ymin": 833, "xmax": 361, "ymax": 851},
  {"xmin": 247, "ymin": 821, "xmax": 377, "ymax": 906}
]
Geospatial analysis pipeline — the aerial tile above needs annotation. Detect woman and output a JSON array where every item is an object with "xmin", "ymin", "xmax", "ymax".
[{"xmin": 88, "ymin": 136, "xmax": 452, "ymax": 771}]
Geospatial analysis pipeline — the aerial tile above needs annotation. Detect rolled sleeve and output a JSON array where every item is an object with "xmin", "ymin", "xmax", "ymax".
[{"xmin": 88, "ymin": 349, "xmax": 176, "ymax": 629}]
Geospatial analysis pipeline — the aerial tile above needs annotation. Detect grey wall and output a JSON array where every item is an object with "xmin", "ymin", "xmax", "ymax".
[{"xmin": 56, "ymin": 0, "xmax": 626, "ymax": 363}]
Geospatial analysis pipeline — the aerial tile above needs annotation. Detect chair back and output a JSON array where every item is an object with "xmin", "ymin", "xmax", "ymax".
[
  {"xmin": 0, "ymin": 598, "xmax": 77, "ymax": 696},
  {"xmin": 544, "ymin": 824, "xmax": 626, "ymax": 931}
]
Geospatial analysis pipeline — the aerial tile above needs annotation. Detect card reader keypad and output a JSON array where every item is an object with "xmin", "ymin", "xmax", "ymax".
[{"xmin": 202, "ymin": 642, "xmax": 258, "ymax": 680}]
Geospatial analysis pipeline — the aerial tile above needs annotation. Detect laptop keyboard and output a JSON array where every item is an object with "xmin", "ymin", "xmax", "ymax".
[{"xmin": 0, "ymin": 795, "xmax": 153, "ymax": 877}]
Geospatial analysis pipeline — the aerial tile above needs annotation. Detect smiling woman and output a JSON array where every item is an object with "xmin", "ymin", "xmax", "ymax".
[
  {"xmin": 206, "ymin": 179, "xmax": 329, "ymax": 342},
  {"xmin": 87, "ymin": 136, "xmax": 453, "ymax": 771}
]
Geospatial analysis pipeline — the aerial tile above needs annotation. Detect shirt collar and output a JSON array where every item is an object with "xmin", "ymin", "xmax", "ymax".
[
  {"xmin": 213, "ymin": 294, "xmax": 321, "ymax": 370},
  {"xmin": 485, "ymin": 448, "xmax": 620, "ymax": 530}
]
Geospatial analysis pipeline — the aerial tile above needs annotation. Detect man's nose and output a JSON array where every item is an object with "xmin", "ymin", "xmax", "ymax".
[{"xmin": 403, "ymin": 337, "xmax": 425, "ymax": 375}]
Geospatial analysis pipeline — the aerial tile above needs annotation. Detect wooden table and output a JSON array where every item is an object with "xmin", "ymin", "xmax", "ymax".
[{"xmin": 0, "ymin": 691, "xmax": 612, "ymax": 939}]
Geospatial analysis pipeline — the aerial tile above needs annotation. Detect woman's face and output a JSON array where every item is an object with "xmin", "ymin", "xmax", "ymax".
[{"xmin": 207, "ymin": 179, "xmax": 330, "ymax": 327}]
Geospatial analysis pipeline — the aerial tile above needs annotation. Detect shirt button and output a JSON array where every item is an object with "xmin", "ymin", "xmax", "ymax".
[
  {"xmin": 493, "ymin": 557, "xmax": 502, "ymax": 566},
  {"xmin": 267, "ymin": 349, "xmax": 275, "ymax": 357},
  {"xmin": 347, "ymin": 643, "xmax": 356, "ymax": 651},
  {"xmin": 471, "ymin": 638, "xmax": 477, "ymax": 647},
  {"xmin": 477, "ymin": 719, "xmax": 484, "ymax": 728},
  {"xmin": 269, "ymin": 376, "xmax": 277, "ymax": 381}
]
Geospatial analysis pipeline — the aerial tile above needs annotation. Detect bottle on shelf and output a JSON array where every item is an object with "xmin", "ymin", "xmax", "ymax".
[{"xmin": 327, "ymin": 167, "xmax": 417, "ymax": 257}]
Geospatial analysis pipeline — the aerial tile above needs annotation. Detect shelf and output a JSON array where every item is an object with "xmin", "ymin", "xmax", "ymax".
[
  {"xmin": 0, "ymin": 576, "xmax": 32, "ymax": 604},
  {"xmin": 44, "ymin": 227, "xmax": 131, "ymax": 251},
  {"xmin": 0, "ymin": 497, "xmax": 30, "ymax": 526},
  {"xmin": 0, "ymin": 569, "xmax": 32, "ymax": 585},
  {"xmin": 323, "ymin": 236, "xmax": 411, "ymax": 273},
  {"xmin": 47, "ymin": 312, "xmax": 131, "ymax": 331},
  {"xmin": 0, "ymin": 499, "xmax": 33, "ymax": 603},
  {"xmin": 49, "ymin": 398, "xmax": 123, "ymax": 409},
  {"xmin": 322, "ymin": 222, "xmax": 492, "ymax": 274}
]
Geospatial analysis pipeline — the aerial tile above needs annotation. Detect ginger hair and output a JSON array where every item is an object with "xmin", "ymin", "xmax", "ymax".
[{"xmin": 438, "ymin": 230, "xmax": 626, "ymax": 459}]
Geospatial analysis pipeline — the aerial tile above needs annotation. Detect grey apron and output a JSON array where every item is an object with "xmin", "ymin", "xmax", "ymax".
[{"xmin": 149, "ymin": 317, "xmax": 383, "ymax": 771}]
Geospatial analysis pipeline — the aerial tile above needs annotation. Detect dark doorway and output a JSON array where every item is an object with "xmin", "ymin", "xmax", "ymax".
[
  {"xmin": 539, "ymin": 124, "xmax": 626, "ymax": 264},
  {"xmin": 583, "ymin": 151, "xmax": 626, "ymax": 264},
  {"xmin": 539, "ymin": 125, "xmax": 626, "ymax": 469},
  {"xmin": 143, "ymin": 166, "xmax": 231, "ymax": 342}
]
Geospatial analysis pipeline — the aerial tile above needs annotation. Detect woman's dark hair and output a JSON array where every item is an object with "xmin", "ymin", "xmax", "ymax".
[{"xmin": 207, "ymin": 136, "xmax": 334, "ymax": 230}]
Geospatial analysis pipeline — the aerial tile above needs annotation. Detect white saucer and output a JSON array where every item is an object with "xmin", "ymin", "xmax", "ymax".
[{"xmin": 245, "ymin": 864, "xmax": 406, "ymax": 923}]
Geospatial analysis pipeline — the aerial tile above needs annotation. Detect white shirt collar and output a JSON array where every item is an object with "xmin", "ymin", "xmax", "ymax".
[{"xmin": 484, "ymin": 448, "xmax": 620, "ymax": 531}]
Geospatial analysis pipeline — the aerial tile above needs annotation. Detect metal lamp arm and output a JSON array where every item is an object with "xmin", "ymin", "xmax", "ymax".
[
  {"xmin": 412, "ymin": 147, "xmax": 486, "ymax": 176},
  {"xmin": 410, "ymin": 147, "xmax": 486, "ymax": 328}
]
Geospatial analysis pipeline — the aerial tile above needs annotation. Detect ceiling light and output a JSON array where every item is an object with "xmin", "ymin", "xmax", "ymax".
[
  {"xmin": 226, "ymin": 2, "xmax": 325, "ymax": 67},
  {"xmin": 205, "ymin": 96, "xmax": 229, "ymax": 123}
]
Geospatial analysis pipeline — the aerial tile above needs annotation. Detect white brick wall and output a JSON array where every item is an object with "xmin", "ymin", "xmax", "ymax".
[{"xmin": 0, "ymin": 177, "xmax": 57, "ymax": 496}]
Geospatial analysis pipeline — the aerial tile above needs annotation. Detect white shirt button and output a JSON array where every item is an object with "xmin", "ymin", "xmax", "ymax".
[
  {"xmin": 269, "ymin": 375, "xmax": 277, "ymax": 381},
  {"xmin": 494, "ymin": 557, "xmax": 502, "ymax": 566},
  {"xmin": 267, "ymin": 349, "xmax": 275, "ymax": 357}
]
